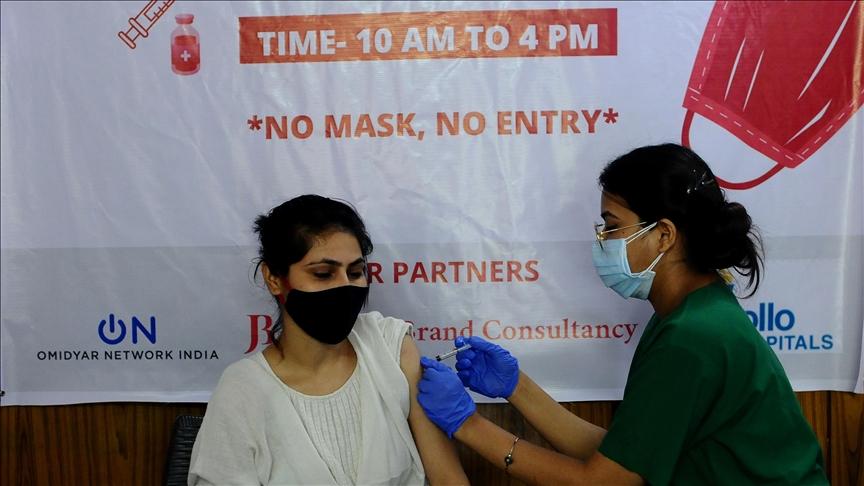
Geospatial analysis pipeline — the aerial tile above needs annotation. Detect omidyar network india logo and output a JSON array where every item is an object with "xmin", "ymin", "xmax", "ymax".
[{"xmin": 34, "ymin": 313, "xmax": 219, "ymax": 362}]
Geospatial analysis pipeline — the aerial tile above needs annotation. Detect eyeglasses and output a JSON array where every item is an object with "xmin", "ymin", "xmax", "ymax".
[{"xmin": 593, "ymin": 221, "xmax": 649, "ymax": 250}]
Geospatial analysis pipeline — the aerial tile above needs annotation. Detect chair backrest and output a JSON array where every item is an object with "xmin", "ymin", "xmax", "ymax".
[{"xmin": 164, "ymin": 415, "xmax": 204, "ymax": 486}]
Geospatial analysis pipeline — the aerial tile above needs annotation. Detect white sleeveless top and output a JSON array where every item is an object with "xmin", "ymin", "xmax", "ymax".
[
  {"xmin": 258, "ymin": 352, "xmax": 362, "ymax": 484},
  {"xmin": 188, "ymin": 312, "xmax": 424, "ymax": 486}
]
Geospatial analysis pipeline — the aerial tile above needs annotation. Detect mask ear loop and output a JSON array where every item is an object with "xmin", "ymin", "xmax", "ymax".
[
  {"xmin": 624, "ymin": 222, "xmax": 658, "ymax": 244},
  {"xmin": 682, "ymin": 110, "xmax": 784, "ymax": 190},
  {"xmin": 277, "ymin": 277, "xmax": 292, "ymax": 305},
  {"xmin": 635, "ymin": 252, "xmax": 665, "ymax": 277},
  {"xmin": 624, "ymin": 222, "xmax": 664, "ymax": 276}
]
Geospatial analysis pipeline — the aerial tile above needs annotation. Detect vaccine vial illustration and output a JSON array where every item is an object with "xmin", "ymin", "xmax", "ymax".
[{"xmin": 171, "ymin": 13, "xmax": 199, "ymax": 75}]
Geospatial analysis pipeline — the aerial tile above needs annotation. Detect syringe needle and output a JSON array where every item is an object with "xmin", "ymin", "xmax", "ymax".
[{"xmin": 435, "ymin": 344, "xmax": 472, "ymax": 361}]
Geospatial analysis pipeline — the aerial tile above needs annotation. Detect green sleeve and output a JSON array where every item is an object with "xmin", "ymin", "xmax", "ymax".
[{"xmin": 599, "ymin": 342, "xmax": 718, "ymax": 485}]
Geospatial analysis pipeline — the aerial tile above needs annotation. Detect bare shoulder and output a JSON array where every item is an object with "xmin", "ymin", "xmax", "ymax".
[{"xmin": 398, "ymin": 334, "xmax": 422, "ymax": 383}]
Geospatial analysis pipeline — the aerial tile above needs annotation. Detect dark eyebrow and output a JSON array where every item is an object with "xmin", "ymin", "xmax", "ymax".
[{"xmin": 305, "ymin": 258, "xmax": 365, "ymax": 267}]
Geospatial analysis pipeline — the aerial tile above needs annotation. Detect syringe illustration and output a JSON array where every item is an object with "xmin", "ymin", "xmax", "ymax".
[{"xmin": 118, "ymin": 0, "xmax": 176, "ymax": 49}]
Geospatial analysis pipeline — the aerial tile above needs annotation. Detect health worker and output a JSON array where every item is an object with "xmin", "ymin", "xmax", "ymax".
[{"xmin": 416, "ymin": 144, "xmax": 828, "ymax": 485}]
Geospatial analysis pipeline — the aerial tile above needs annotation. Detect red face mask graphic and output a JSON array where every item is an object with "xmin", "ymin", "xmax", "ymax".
[{"xmin": 682, "ymin": 1, "xmax": 864, "ymax": 189}]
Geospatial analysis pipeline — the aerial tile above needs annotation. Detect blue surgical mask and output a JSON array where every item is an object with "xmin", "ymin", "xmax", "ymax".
[{"xmin": 592, "ymin": 222, "xmax": 664, "ymax": 300}]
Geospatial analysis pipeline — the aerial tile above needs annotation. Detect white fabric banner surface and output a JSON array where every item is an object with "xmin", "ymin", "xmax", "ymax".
[{"xmin": 1, "ymin": 1, "xmax": 862, "ymax": 405}]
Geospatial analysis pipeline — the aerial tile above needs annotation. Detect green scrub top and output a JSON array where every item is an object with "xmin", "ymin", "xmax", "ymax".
[{"xmin": 598, "ymin": 281, "xmax": 827, "ymax": 485}]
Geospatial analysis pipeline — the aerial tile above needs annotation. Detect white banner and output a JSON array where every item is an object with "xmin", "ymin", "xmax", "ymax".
[{"xmin": 1, "ymin": 1, "xmax": 862, "ymax": 405}]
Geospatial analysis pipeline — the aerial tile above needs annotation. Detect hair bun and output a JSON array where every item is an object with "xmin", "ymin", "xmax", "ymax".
[{"xmin": 704, "ymin": 202, "xmax": 755, "ymax": 269}]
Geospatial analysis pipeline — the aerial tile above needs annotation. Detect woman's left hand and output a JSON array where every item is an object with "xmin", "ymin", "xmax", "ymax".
[{"xmin": 417, "ymin": 356, "xmax": 476, "ymax": 438}]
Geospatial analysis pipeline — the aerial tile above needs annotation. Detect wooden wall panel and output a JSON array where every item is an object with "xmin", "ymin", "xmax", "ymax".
[
  {"xmin": 831, "ymin": 392, "xmax": 864, "ymax": 486},
  {"xmin": 1, "ymin": 403, "xmax": 206, "ymax": 486},
  {"xmin": 796, "ymin": 391, "xmax": 831, "ymax": 479},
  {"xmin": 1, "ymin": 392, "xmax": 861, "ymax": 486}
]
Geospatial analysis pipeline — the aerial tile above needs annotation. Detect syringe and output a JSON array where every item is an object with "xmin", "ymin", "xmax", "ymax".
[
  {"xmin": 435, "ymin": 344, "xmax": 472, "ymax": 361},
  {"xmin": 118, "ymin": 0, "xmax": 176, "ymax": 49}
]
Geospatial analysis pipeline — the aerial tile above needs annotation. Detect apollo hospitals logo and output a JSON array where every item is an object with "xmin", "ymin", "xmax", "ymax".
[{"xmin": 745, "ymin": 302, "xmax": 833, "ymax": 351}]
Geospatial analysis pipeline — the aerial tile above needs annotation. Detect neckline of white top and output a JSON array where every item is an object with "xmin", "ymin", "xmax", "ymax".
[{"xmin": 251, "ymin": 351, "xmax": 361, "ymax": 400}]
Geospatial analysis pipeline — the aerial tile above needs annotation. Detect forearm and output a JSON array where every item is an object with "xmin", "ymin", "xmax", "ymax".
[
  {"xmin": 419, "ymin": 442, "xmax": 469, "ymax": 486},
  {"xmin": 508, "ymin": 371, "xmax": 606, "ymax": 460},
  {"xmin": 454, "ymin": 413, "xmax": 590, "ymax": 485},
  {"xmin": 409, "ymin": 407, "xmax": 469, "ymax": 486}
]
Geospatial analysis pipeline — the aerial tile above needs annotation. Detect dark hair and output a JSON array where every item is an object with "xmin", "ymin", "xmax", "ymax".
[
  {"xmin": 253, "ymin": 195, "xmax": 373, "ymax": 344},
  {"xmin": 598, "ymin": 143, "xmax": 763, "ymax": 295}
]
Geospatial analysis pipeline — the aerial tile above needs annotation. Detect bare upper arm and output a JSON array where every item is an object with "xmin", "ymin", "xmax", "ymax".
[
  {"xmin": 399, "ymin": 333, "xmax": 422, "ymax": 384},
  {"xmin": 398, "ymin": 334, "xmax": 469, "ymax": 485}
]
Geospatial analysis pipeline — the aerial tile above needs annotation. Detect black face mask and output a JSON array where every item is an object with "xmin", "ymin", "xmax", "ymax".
[{"xmin": 283, "ymin": 285, "xmax": 370, "ymax": 345}]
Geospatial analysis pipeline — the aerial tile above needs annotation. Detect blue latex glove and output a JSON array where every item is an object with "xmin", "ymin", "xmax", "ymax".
[
  {"xmin": 454, "ymin": 336, "xmax": 519, "ymax": 398},
  {"xmin": 417, "ymin": 356, "xmax": 476, "ymax": 438}
]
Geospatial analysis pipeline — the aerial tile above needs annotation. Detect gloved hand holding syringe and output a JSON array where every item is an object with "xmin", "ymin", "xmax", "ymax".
[
  {"xmin": 418, "ymin": 336, "xmax": 521, "ymax": 438},
  {"xmin": 435, "ymin": 343, "xmax": 472, "ymax": 361}
]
